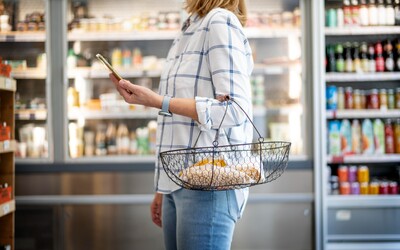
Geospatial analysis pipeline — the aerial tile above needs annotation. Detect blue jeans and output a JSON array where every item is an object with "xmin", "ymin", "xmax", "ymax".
[{"xmin": 162, "ymin": 188, "xmax": 240, "ymax": 250}]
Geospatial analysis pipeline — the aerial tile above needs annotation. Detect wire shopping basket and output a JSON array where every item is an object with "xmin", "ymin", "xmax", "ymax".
[{"xmin": 160, "ymin": 96, "xmax": 291, "ymax": 191}]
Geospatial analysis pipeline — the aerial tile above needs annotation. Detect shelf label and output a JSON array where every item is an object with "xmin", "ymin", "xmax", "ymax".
[
  {"xmin": 336, "ymin": 210, "xmax": 351, "ymax": 221},
  {"xmin": 2, "ymin": 203, "xmax": 10, "ymax": 215}
]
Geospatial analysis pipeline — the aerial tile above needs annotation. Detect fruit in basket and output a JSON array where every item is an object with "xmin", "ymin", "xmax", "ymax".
[
  {"xmin": 193, "ymin": 157, "xmax": 227, "ymax": 167},
  {"xmin": 233, "ymin": 163, "xmax": 262, "ymax": 183}
]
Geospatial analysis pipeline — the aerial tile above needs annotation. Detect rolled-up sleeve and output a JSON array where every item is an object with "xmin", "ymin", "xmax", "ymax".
[{"xmin": 195, "ymin": 11, "xmax": 253, "ymax": 131}]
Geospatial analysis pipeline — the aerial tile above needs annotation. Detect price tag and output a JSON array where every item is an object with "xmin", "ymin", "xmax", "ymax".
[
  {"xmin": 3, "ymin": 140, "xmax": 10, "ymax": 150},
  {"xmin": 2, "ymin": 203, "xmax": 10, "ymax": 215},
  {"xmin": 5, "ymin": 78, "xmax": 12, "ymax": 89}
]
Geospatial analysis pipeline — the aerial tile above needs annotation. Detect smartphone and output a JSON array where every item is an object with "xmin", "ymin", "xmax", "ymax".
[{"xmin": 96, "ymin": 53, "xmax": 123, "ymax": 81}]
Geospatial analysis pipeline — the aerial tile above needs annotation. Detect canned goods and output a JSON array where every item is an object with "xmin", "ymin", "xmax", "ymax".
[
  {"xmin": 351, "ymin": 182, "xmax": 360, "ymax": 195},
  {"xmin": 389, "ymin": 182, "xmax": 398, "ymax": 195},
  {"xmin": 345, "ymin": 87, "xmax": 353, "ymax": 109},
  {"xmin": 338, "ymin": 165, "xmax": 349, "ymax": 182},
  {"xmin": 326, "ymin": 85, "xmax": 338, "ymax": 110},
  {"xmin": 357, "ymin": 166, "xmax": 369, "ymax": 183},
  {"xmin": 348, "ymin": 166, "xmax": 358, "ymax": 182},
  {"xmin": 379, "ymin": 89, "xmax": 387, "ymax": 109},
  {"xmin": 379, "ymin": 182, "xmax": 389, "ymax": 195},
  {"xmin": 360, "ymin": 182, "xmax": 369, "ymax": 195},
  {"xmin": 340, "ymin": 182, "xmax": 351, "ymax": 195},
  {"xmin": 369, "ymin": 182, "xmax": 379, "ymax": 195}
]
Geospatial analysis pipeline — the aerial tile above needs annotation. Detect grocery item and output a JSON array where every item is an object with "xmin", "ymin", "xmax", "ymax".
[
  {"xmin": 329, "ymin": 120, "xmax": 342, "ymax": 155},
  {"xmin": 352, "ymin": 119, "xmax": 362, "ymax": 154},
  {"xmin": 340, "ymin": 182, "xmax": 351, "ymax": 195},
  {"xmin": 373, "ymin": 118, "xmax": 385, "ymax": 154},
  {"xmin": 385, "ymin": 119, "xmax": 395, "ymax": 153},
  {"xmin": 389, "ymin": 182, "xmax": 398, "ymax": 194},
  {"xmin": 361, "ymin": 119, "xmax": 375, "ymax": 154},
  {"xmin": 360, "ymin": 182, "xmax": 369, "ymax": 194},
  {"xmin": 351, "ymin": 182, "xmax": 360, "ymax": 194},
  {"xmin": 326, "ymin": 85, "xmax": 338, "ymax": 110},
  {"xmin": 379, "ymin": 181, "xmax": 389, "ymax": 194},
  {"xmin": 369, "ymin": 181, "xmax": 379, "ymax": 194},
  {"xmin": 340, "ymin": 119, "xmax": 352, "ymax": 154},
  {"xmin": 394, "ymin": 118, "xmax": 400, "ymax": 153},
  {"xmin": 348, "ymin": 165, "xmax": 358, "ymax": 182},
  {"xmin": 358, "ymin": 165, "xmax": 370, "ymax": 182},
  {"xmin": 338, "ymin": 165, "xmax": 349, "ymax": 182}
]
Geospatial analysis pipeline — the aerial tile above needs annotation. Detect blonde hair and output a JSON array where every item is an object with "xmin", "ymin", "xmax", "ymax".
[{"xmin": 185, "ymin": 0, "xmax": 248, "ymax": 27}]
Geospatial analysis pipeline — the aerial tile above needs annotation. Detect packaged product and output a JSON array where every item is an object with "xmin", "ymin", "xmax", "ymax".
[
  {"xmin": 340, "ymin": 119, "xmax": 352, "ymax": 154},
  {"xmin": 361, "ymin": 119, "xmax": 374, "ymax": 154},
  {"xmin": 328, "ymin": 120, "xmax": 341, "ymax": 155},
  {"xmin": 373, "ymin": 119, "xmax": 385, "ymax": 154},
  {"xmin": 351, "ymin": 119, "xmax": 362, "ymax": 154}
]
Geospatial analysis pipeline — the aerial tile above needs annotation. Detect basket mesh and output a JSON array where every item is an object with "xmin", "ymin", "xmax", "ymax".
[{"xmin": 160, "ymin": 141, "xmax": 291, "ymax": 191}]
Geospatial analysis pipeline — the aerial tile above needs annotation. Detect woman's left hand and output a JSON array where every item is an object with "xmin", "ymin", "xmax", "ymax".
[{"xmin": 109, "ymin": 73, "xmax": 163, "ymax": 109}]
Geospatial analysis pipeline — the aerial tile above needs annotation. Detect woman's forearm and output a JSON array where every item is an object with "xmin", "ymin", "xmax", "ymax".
[{"xmin": 157, "ymin": 97, "xmax": 199, "ymax": 122}]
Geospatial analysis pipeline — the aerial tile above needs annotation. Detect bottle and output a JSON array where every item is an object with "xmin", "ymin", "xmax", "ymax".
[
  {"xmin": 116, "ymin": 123, "xmax": 130, "ymax": 154},
  {"xmin": 368, "ymin": 44, "xmax": 376, "ymax": 72},
  {"xmin": 362, "ymin": 119, "xmax": 375, "ymax": 154},
  {"xmin": 122, "ymin": 49, "xmax": 132, "ymax": 69},
  {"xmin": 395, "ymin": 0, "xmax": 400, "ymax": 25},
  {"xmin": 360, "ymin": 42, "xmax": 369, "ymax": 72},
  {"xmin": 67, "ymin": 49, "xmax": 77, "ymax": 69},
  {"xmin": 344, "ymin": 42, "xmax": 354, "ymax": 72},
  {"xmin": 394, "ymin": 118, "xmax": 400, "ymax": 153},
  {"xmin": 345, "ymin": 86, "xmax": 354, "ymax": 109},
  {"xmin": 337, "ymin": 7, "xmax": 345, "ymax": 27},
  {"xmin": 335, "ymin": 44, "xmax": 345, "ymax": 72},
  {"xmin": 379, "ymin": 89, "xmax": 388, "ymax": 109},
  {"xmin": 344, "ymin": 0, "xmax": 353, "ymax": 25},
  {"xmin": 338, "ymin": 87, "xmax": 345, "ymax": 109},
  {"xmin": 95, "ymin": 124, "xmax": 107, "ymax": 156},
  {"xmin": 360, "ymin": 0, "xmax": 370, "ymax": 25},
  {"xmin": 373, "ymin": 118, "xmax": 385, "ymax": 154},
  {"xmin": 352, "ymin": 119, "xmax": 362, "ymax": 154},
  {"xmin": 353, "ymin": 89, "xmax": 362, "ymax": 109},
  {"xmin": 375, "ymin": 42, "xmax": 385, "ymax": 72},
  {"xmin": 106, "ymin": 123, "xmax": 117, "ymax": 155},
  {"xmin": 132, "ymin": 48, "xmax": 143, "ymax": 69},
  {"xmin": 129, "ymin": 130, "xmax": 138, "ymax": 155},
  {"xmin": 395, "ymin": 39, "xmax": 400, "ymax": 70},
  {"xmin": 352, "ymin": 42, "xmax": 362, "ymax": 72},
  {"xmin": 386, "ymin": 0, "xmax": 396, "ymax": 25},
  {"xmin": 148, "ymin": 121, "xmax": 157, "ymax": 154},
  {"xmin": 384, "ymin": 40, "xmax": 395, "ymax": 71},
  {"xmin": 111, "ymin": 48, "xmax": 122, "ymax": 68},
  {"xmin": 369, "ymin": 0, "xmax": 379, "ymax": 25},
  {"xmin": 351, "ymin": 0, "xmax": 361, "ymax": 25},
  {"xmin": 377, "ymin": 0, "xmax": 387, "ymax": 25},
  {"xmin": 341, "ymin": 119, "xmax": 353, "ymax": 154},
  {"xmin": 384, "ymin": 119, "xmax": 395, "ymax": 153},
  {"xmin": 326, "ymin": 45, "xmax": 336, "ymax": 72},
  {"xmin": 396, "ymin": 88, "xmax": 400, "ymax": 108},
  {"xmin": 388, "ymin": 89, "xmax": 396, "ymax": 109},
  {"xmin": 329, "ymin": 120, "xmax": 342, "ymax": 155}
]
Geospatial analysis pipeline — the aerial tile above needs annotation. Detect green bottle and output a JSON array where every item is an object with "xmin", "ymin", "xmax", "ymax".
[{"xmin": 335, "ymin": 44, "xmax": 345, "ymax": 72}]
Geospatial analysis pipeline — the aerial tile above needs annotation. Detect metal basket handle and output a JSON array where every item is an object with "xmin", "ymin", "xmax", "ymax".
[{"xmin": 192, "ymin": 95, "xmax": 263, "ymax": 148}]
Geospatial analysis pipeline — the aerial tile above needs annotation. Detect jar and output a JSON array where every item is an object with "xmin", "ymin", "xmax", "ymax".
[
  {"xmin": 353, "ymin": 89, "xmax": 362, "ymax": 109},
  {"xmin": 369, "ymin": 89, "xmax": 380, "ymax": 109},
  {"xmin": 379, "ymin": 89, "xmax": 388, "ymax": 109},
  {"xmin": 388, "ymin": 89, "xmax": 395, "ymax": 109},
  {"xmin": 345, "ymin": 87, "xmax": 354, "ymax": 109}
]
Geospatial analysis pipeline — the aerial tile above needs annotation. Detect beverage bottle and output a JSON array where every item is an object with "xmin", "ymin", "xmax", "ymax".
[
  {"xmin": 388, "ymin": 89, "xmax": 396, "ymax": 109},
  {"xmin": 386, "ymin": 0, "xmax": 396, "ymax": 25},
  {"xmin": 148, "ymin": 121, "xmax": 157, "ymax": 154},
  {"xmin": 360, "ymin": 42, "xmax": 369, "ymax": 72},
  {"xmin": 375, "ymin": 41, "xmax": 385, "ymax": 72},
  {"xmin": 106, "ymin": 123, "xmax": 117, "ymax": 155},
  {"xmin": 369, "ymin": 0, "xmax": 379, "ymax": 25},
  {"xmin": 129, "ymin": 131, "xmax": 138, "ymax": 155},
  {"xmin": 352, "ymin": 42, "xmax": 362, "ymax": 72},
  {"xmin": 377, "ymin": 0, "xmax": 387, "ymax": 25},
  {"xmin": 111, "ymin": 48, "xmax": 122, "ymax": 68},
  {"xmin": 385, "ymin": 119, "xmax": 395, "ymax": 153},
  {"xmin": 336, "ymin": 44, "xmax": 345, "ymax": 72},
  {"xmin": 384, "ymin": 40, "xmax": 395, "ymax": 71},
  {"xmin": 395, "ymin": 39, "xmax": 400, "ymax": 70},
  {"xmin": 362, "ymin": 119, "xmax": 375, "ymax": 153},
  {"xmin": 360, "ymin": 0, "xmax": 370, "ymax": 25},
  {"xmin": 337, "ymin": 7, "xmax": 345, "ymax": 27},
  {"xmin": 352, "ymin": 119, "xmax": 362, "ymax": 154},
  {"xmin": 326, "ymin": 45, "xmax": 336, "ymax": 72},
  {"xmin": 338, "ymin": 87, "xmax": 345, "ymax": 109},
  {"xmin": 373, "ymin": 118, "xmax": 385, "ymax": 154},
  {"xmin": 395, "ymin": 0, "xmax": 400, "ymax": 25},
  {"xmin": 394, "ymin": 118, "xmax": 400, "ymax": 153},
  {"xmin": 344, "ymin": 42, "xmax": 354, "ymax": 72},
  {"xmin": 344, "ymin": 0, "xmax": 353, "ymax": 25},
  {"xmin": 368, "ymin": 44, "xmax": 377, "ymax": 72},
  {"xmin": 95, "ymin": 124, "xmax": 107, "ymax": 156},
  {"xmin": 116, "ymin": 123, "xmax": 130, "ymax": 154},
  {"xmin": 351, "ymin": 0, "xmax": 361, "ymax": 25}
]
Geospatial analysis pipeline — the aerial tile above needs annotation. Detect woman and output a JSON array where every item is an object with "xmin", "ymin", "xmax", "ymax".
[{"xmin": 109, "ymin": 0, "xmax": 253, "ymax": 249}]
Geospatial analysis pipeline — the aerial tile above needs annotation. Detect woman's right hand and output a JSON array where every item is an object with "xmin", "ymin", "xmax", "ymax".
[{"xmin": 150, "ymin": 193, "xmax": 163, "ymax": 227}]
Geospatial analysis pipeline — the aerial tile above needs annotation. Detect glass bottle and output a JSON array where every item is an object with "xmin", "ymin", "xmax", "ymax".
[
  {"xmin": 368, "ymin": 43, "xmax": 377, "ymax": 72},
  {"xmin": 337, "ymin": 7, "xmax": 345, "ymax": 27},
  {"xmin": 395, "ymin": 39, "xmax": 400, "ymax": 70},
  {"xmin": 369, "ymin": 0, "xmax": 379, "ymax": 25},
  {"xmin": 360, "ymin": 0, "xmax": 370, "ymax": 25},
  {"xmin": 377, "ymin": 0, "xmax": 387, "ymax": 25},
  {"xmin": 384, "ymin": 119, "xmax": 395, "ymax": 153},
  {"xmin": 351, "ymin": 0, "xmax": 361, "ymax": 25},
  {"xmin": 386, "ymin": 0, "xmax": 396, "ymax": 25},
  {"xmin": 360, "ymin": 42, "xmax": 369, "ymax": 72},
  {"xmin": 394, "ymin": 118, "xmax": 400, "ymax": 153},
  {"xmin": 388, "ymin": 89, "xmax": 395, "ymax": 109},
  {"xmin": 95, "ymin": 124, "xmax": 107, "ymax": 156},
  {"xmin": 344, "ymin": 0, "xmax": 353, "ymax": 25},
  {"xmin": 384, "ymin": 40, "xmax": 395, "ymax": 71},
  {"xmin": 395, "ymin": 0, "xmax": 400, "ymax": 25},
  {"xmin": 344, "ymin": 42, "xmax": 354, "ymax": 72},
  {"xmin": 326, "ymin": 45, "xmax": 336, "ymax": 72},
  {"xmin": 352, "ymin": 42, "xmax": 362, "ymax": 72},
  {"xmin": 379, "ymin": 88, "xmax": 388, "ymax": 109},
  {"xmin": 375, "ymin": 41, "xmax": 385, "ymax": 72},
  {"xmin": 338, "ymin": 87, "xmax": 345, "ymax": 109},
  {"xmin": 106, "ymin": 122, "xmax": 117, "ymax": 155},
  {"xmin": 116, "ymin": 123, "xmax": 130, "ymax": 155},
  {"xmin": 336, "ymin": 44, "xmax": 345, "ymax": 72}
]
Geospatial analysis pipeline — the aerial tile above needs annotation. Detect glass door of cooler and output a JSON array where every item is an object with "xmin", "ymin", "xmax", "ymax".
[
  {"xmin": 0, "ymin": 0, "xmax": 51, "ymax": 163},
  {"xmin": 65, "ymin": 0, "xmax": 183, "ymax": 162}
]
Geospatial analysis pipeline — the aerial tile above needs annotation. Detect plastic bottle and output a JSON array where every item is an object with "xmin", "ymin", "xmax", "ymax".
[
  {"xmin": 368, "ymin": 44, "xmax": 377, "ymax": 72},
  {"xmin": 360, "ymin": 0, "xmax": 370, "ymax": 25},
  {"xmin": 369, "ymin": 0, "xmax": 379, "ymax": 25},
  {"xmin": 148, "ymin": 120, "xmax": 157, "ymax": 154},
  {"xmin": 329, "ymin": 120, "xmax": 342, "ymax": 155},
  {"xmin": 352, "ymin": 119, "xmax": 362, "ymax": 154},
  {"xmin": 377, "ymin": 0, "xmax": 387, "ymax": 25},
  {"xmin": 116, "ymin": 123, "xmax": 130, "ymax": 154},
  {"xmin": 373, "ymin": 118, "xmax": 385, "ymax": 154},
  {"xmin": 395, "ymin": 0, "xmax": 400, "ymax": 25},
  {"xmin": 362, "ymin": 119, "xmax": 375, "ymax": 154},
  {"xmin": 385, "ymin": 119, "xmax": 395, "ymax": 153},
  {"xmin": 106, "ymin": 123, "xmax": 117, "ymax": 155},
  {"xmin": 386, "ymin": 0, "xmax": 396, "ymax": 25},
  {"xmin": 337, "ymin": 7, "xmax": 345, "ymax": 27},
  {"xmin": 360, "ymin": 42, "xmax": 369, "ymax": 72},
  {"xmin": 340, "ymin": 119, "xmax": 353, "ymax": 154},
  {"xmin": 375, "ymin": 42, "xmax": 385, "ymax": 72},
  {"xmin": 352, "ymin": 42, "xmax": 362, "ymax": 72},
  {"xmin": 351, "ymin": 0, "xmax": 361, "ymax": 25},
  {"xmin": 344, "ymin": 42, "xmax": 354, "ymax": 72},
  {"xmin": 129, "ymin": 131, "xmax": 138, "ymax": 155},
  {"xmin": 338, "ymin": 87, "xmax": 345, "ymax": 109},
  {"xmin": 67, "ymin": 49, "xmax": 77, "ymax": 69},
  {"xmin": 394, "ymin": 118, "xmax": 400, "ymax": 153},
  {"xmin": 336, "ymin": 44, "xmax": 345, "ymax": 72},
  {"xmin": 344, "ymin": 0, "xmax": 353, "ymax": 25}
]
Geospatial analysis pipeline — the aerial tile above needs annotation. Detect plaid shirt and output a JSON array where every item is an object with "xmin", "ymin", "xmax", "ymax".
[{"xmin": 155, "ymin": 8, "xmax": 254, "ymax": 210}]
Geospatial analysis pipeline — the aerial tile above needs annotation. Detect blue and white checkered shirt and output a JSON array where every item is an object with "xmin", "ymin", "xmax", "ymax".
[{"xmin": 155, "ymin": 8, "xmax": 254, "ymax": 211}]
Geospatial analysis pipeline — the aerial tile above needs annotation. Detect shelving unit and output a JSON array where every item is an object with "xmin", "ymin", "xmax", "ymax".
[
  {"xmin": 325, "ymin": 26, "xmax": 400, "ymax": 36},
  {"xmin": 326, "ymin": 109, "xmax": 400, "ymax": 119},
  {"xmin": 325, "ymin": 72, "xmax": 400, "ymax": 82},
  {"xmin": 0, "ymin": 77, "xmax": 16, "ymax": 250},
  {"xmin": 326, "ymin": 154, "xmax": 400, "ymax": 164}
]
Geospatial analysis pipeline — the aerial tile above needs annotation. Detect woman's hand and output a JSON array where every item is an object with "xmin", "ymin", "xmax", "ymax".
[
  {"xmin": 109, "ymin": 73, "xmax": 163, "ymax": 109},
  {"xmin": 150, "ymin": 193, "xmax": 163, "ymax": 228}
]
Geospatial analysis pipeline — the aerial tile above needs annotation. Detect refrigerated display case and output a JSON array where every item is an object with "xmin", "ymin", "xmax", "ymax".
[
  {"xmin": 315, "ymin": 0, "xmax": 400, "ymax": 249},
  {"xmin": 0, "ymin": 0, "xmax": 52, "ymax": 164}
]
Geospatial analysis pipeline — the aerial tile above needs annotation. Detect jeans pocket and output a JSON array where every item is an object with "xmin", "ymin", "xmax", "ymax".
[{"xmin": 226, "ymin": 190, "xmax": 240, "ymax": 222}]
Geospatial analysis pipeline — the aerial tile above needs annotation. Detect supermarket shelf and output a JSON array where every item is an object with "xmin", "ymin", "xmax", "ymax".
[
  {"xmin": 0, "ymin": 140, "xmax": 16, "ymax": 154},
  {"xmin": 15, "ymin": 109, "xmax": 47, "ymax": 120},
  {"xmin": 327, "ymin": 154, "xmax": 400, "ymax": 164},
  {"xmin": 325, "ymin": 72, "xmax": 400, "ymax": 82},
  {"xmin": 11, "ymin": 68, "xmax": 46, "ymax": 79},
  {"xmin": 327, "ymin": 242, "xmax": 400, "ymax": 250},
  {"xmin": 0, "ymin": 76, "xmax": 16, "ymax": 91},
  {"xmin": 0, "ymin": 31, "xmax": 46, "ymax": 42},
  {"xmin": 326, "ymin": 109, "xmax": 400, "ymax": 119},
  {"xmin": 0, "ymin": 200, "xmax": 15, "ymax": 218},
  {"xmin": 327, "ymin": 196, "xmax": 400, "ymax": 208},
  {"xmin": 66, "ymin": 155, "xmax": 156, "ymax": 164},
  {"xmin": 15, "ymin": 158, "xmax": 52, "ymax": 165},
  {"xmin": 325, "ymin": 26, "xmax": 400, "ymax": 36},
  {"xmin": 253, "ymin": 62, "xmax": 302, "ymax": 75},
  {"xmin": 68, "ymin": 108, "xmax": 158, "ymax": 120}
]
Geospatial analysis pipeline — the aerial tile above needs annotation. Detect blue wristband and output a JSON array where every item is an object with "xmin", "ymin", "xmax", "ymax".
[{"xmin": 158, "ymin": 95, "xmax": 172, "ymax": 117}]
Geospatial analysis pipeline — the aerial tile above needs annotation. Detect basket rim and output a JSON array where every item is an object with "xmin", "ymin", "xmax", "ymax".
[{"xmin": 159, "ymin": 140, "xmax": 291, "ymax": 156}]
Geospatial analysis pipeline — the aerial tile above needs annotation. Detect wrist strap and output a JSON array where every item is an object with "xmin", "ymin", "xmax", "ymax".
[{"xmin": 158, "ymin": 95, "xmax": 172, "ymax": 117}]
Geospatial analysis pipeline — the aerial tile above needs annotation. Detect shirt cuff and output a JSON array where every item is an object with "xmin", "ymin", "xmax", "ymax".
[{"xmin": 195, "ymin": 96, "xmax": 213, "ymax": 131}]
